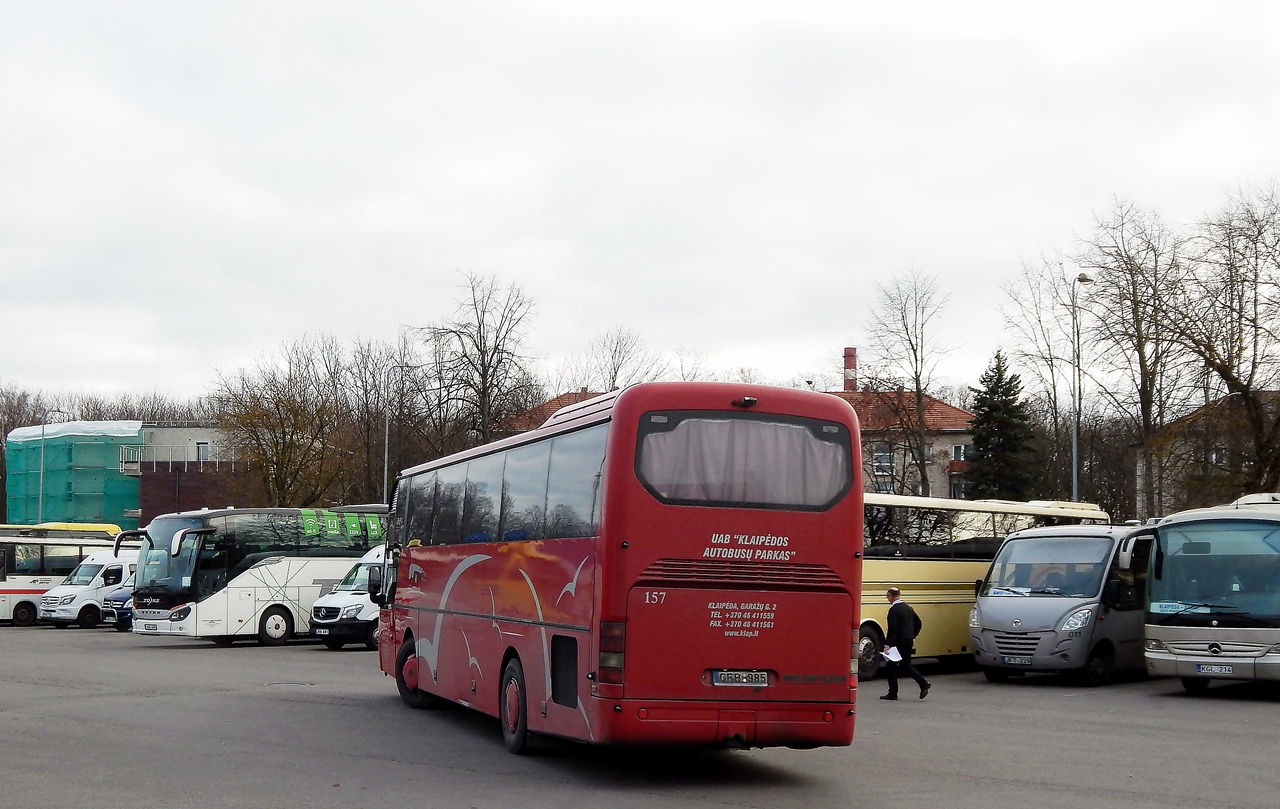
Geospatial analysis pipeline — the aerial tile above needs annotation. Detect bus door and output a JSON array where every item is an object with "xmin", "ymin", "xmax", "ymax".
[{"xmin": 1103, "ymin": 535, "xmax": 1153, "ymax": 669}]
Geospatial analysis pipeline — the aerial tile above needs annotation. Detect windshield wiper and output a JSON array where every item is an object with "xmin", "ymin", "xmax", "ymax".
[
  {"xmin": 1028, "ymin": 588, "xmax": 1070, "ymax": 596},
  {"xmin": 1157, "ymin": 601, "xmax": 1245, "ymax": 624},
  {"xmin": 987, "ymin": 587, "xmax": 1028, "ymax": 597}
]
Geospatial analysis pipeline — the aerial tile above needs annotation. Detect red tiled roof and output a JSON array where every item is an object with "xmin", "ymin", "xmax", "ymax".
[
  {"xmin": 827, "ymin": 390, "xmax": 972, "ymax": 433},
  {"xmin": 499, "ymin": 389, "xmax": 605, "ymax": 433}
]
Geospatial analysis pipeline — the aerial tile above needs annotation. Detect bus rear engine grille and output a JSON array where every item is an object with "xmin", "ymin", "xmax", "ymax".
[{"xmin": 637, "ymin": 559, "xmax": 846, "ymax": 591}]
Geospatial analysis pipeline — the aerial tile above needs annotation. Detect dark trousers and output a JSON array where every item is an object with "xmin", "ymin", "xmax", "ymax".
[{"xmin": 885, "ymin": 645, "xmax": 928, "ymax": 696}]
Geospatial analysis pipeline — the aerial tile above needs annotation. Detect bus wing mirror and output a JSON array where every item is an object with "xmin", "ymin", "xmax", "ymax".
[
  {"xmin": 114, "ymin": 529, "xmax": 146, "ymax": 557},
  {"xmin": 1117, "ymin": 538, "xmax": 1133, "ymax": 571},
  {"xmin": 170, "ymin": 527, "xmax": 214, "ymax": 557},
  {"xmin": 367, "ymin": 565, "xmax": 384, "ymax": 606}
]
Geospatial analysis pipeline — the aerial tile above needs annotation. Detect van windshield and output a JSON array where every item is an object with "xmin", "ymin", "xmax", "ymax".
[
  {"xmin": 333, "ymin": 563, "xmax": 374, "ymax": 592},
  {"xmin": 983, "ymin": 536, "xmax": 1112, "ymax": 598},
  {"xmin": 64, "ymin": 563, "xmax": 104, "ymax": 586}
]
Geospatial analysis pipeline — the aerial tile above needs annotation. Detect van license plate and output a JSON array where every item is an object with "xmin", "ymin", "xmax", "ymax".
[
  {"xmin": 143, "ymin": 624, "xmax": 158, "ymax": 631},
  {"xmin": 712, "ymin": 670, "xmax": 768, "ymax": 686},
  {"xmin": 1002, "ymin": 656, "xmax": 1033, "ymax": 666},
  {"xmin": 1197, "ymin": 664, "xmax": 1232, "ymax": 674},
  {"xmin": 314, "ymin": 628, "xmax": 329, "ymax": 635}
]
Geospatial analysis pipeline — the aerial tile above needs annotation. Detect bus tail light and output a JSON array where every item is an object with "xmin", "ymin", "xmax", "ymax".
[{"xmin": 599, "ymin": 621, "xmax": 626, "ymax": 684}]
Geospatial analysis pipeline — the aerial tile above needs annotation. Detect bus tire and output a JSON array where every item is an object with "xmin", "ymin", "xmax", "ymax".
[
  {"xmin": 77, "ymin": 606, "xmax": 100, "ymax": 629},
  {"xmin": 12, "ymin": 602, "xmax": 37, "ymax": 627},
  {"xmin": 857, "ymin": 624, "xmax": 884, "ymax": 680},
  {"xmin": 1181, "ymin": 677, "xmax": 1211, "ymax": 694},
  {"xmin": 395, "ymin": 639, "xmax": 436, "ymax": 709},
  {"xmin": 257, "ymin": 606, "xmax": 293, "ymax": 646},
  {"xmin": 364, "ymin": 622, "xmax": 379, "ymax": 651},
  {"xmin": 501, "ymin": 658, "xmax": 530, "ymax": 755},
  {"xmin": 324, "ymin": 638, "xmax": 346, "ymax": 650},
  {"xmin": 1076, "ymin": 647, "xmax": 1112, "ymax": 687},
  {"xmin": 982, "ymin": 667, "xmax": 1010, "ymax": 683}
]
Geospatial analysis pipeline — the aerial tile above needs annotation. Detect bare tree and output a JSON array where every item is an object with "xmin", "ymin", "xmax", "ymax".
[
  {"xmin": 426, "ymin": 272, "xmax": 541, "ymax": 444},
  {"xmin": 1076, "ymin": 198, "xmax": 1197, "ymax": 517},
  {"xmin": 578, "ymin": 326, "xmax": 670, "ymax": 390},
  {"xmin": 1165, "ymin": 185, "xmax": 1280, "ymax": 491},
  {"xmin": 864, "ymin": 267, "xmax": 950, "ymax": 495}
]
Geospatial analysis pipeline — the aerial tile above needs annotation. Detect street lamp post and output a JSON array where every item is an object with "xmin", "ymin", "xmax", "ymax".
[
  {"xmin": 382, "ymin": 364, "xmax": 421, "ymax": 503},
  {"xmin": 37, "ymin": 410, "xmax": 70, "ymax": 523},
  {"xmin": 1069, "ymin": 273, "xmax": 1094, "ymax": 502}
]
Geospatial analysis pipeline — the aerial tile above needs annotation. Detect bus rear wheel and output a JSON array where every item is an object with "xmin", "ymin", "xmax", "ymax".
[
  {"xmin": 857, "ymin": 625, "xmax": 884, "ymax": 680},
  {"xmin": 395, "ymin": 639, "xmax": 436, "ymax": 709},
  {"xmin": 501, "ymin": 658, "xmax": 530, "ymax": 755},
  {"xmin": 11, "ymin": 602, "xmax": 37, "ymax": 627},
  {"xmin": 257, "ymin": 607, "xmax": 293, "ymax": 646}
]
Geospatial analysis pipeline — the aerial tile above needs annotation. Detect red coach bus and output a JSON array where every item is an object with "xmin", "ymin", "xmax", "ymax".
[{"xmin": 370, "ymin": 382, "xmax": 863, "ymax": 753}]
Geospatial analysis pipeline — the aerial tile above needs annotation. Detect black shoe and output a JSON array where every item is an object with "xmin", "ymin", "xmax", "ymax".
[
  {"xmin": 919, "ymin": 682, "xmax": 931, "ymax": 700},
  {"xmin": 880, "ymin": 694, "xmax": 897, "ymax": 700}
]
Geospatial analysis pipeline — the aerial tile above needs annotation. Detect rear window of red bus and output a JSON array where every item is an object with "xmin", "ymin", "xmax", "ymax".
[{"xmin": 635, "ymin": 411, "xmax": 853, "ymax": 511}]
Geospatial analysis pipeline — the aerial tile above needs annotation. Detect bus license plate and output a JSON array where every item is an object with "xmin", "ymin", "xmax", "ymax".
[
  {"xmin": 1002, "ymin": 656, "xmax": 1033, "ymax": 666},
  {"xmin": 143, "ymin": 624, "xmax": 158, "ymax": 631},
  {"xmin": 712, "ymin": 670, "xmax": 768, "ymax": 687},
  {"xmin": 314, "ymin": 628, "xmax": 329, "ymax": 635},
  {"xmin": 1197, "ymin": 664, "xmax": 1233, "ymax": 674}
]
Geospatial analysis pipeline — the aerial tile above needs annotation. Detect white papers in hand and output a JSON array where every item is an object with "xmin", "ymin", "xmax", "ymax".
[{"xmin": 881, "ymin": 647, "xmax": 903, "ymax": 662}]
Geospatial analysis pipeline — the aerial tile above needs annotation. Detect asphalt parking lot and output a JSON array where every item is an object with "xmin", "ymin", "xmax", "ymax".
[{"xmin": 1, "ymin": 625, "xmax": 1277, "ymax": 809}]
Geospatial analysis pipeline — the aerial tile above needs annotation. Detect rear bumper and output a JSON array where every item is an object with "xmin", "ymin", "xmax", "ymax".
[{"xmin": 592, "ymin": 698, "xmax": 855, "ymax": 748}]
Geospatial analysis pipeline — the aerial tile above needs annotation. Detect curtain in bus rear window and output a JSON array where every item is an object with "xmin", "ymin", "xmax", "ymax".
[{"xmin": 638, "ymin": 418, "xmax": 847, "ymax": 507}]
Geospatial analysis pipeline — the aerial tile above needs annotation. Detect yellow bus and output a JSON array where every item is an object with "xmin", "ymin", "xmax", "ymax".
[{"xmin": 856, "ymin": 495, "xmax": 1109, "ymax": 679}]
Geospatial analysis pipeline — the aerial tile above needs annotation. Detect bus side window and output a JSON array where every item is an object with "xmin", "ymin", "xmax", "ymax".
[
  {"xmin": 462, "ymin": 454, "xmax": 504, "ymax": 544},
  {"xmin": 407, "ymin": 472, "xmax": 437, "ymax": 546},
  {"xmin": 433, "ymin": 464, "xmax": 468, "ymax": 546},
  {"xmin": 502, "ymin": 442, "xmax": 551, "ymax": 542},
  {"xmin": 546, "ymin": 425, "xmax": 608, "ymax": 539}
]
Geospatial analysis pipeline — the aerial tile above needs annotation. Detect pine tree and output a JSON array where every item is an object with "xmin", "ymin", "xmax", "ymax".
[{"xmin": 966, "ymin": 352, "xmax": 1036, "ymax": 499}]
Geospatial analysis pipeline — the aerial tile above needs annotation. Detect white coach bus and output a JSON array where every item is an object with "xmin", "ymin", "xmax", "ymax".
[
  {"xmin": 129, "ymin": 506, "xmax": 385, "ymax": 645},
  {"xmin": 1, "ymin": 523, "xmax": 125, "ymax": 626}
]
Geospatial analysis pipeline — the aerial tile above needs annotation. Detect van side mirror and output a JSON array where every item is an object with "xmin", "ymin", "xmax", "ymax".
[
  {"xmin": 368, "ymin": 565, "xmax": 384, "ymax": 606},
  {"xmin": 974, "ymin": 578, "xmax": 984, "ymax": 599}
]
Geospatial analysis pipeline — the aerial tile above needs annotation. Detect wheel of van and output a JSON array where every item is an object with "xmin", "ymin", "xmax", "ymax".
[
  {"xmin": 77, "ymin": 606, "xmax": 100, "ymax": 629},
  {"xmin": 982, "ymin": 667, "xmax": 1010, "ymax": 683},
  {"xmin": 11, "ymin": 602, "xmax": 37, "ymax": 627},
  {"xmin": 857, "ymin": 624, "xmax": 884, "ymax": 680},
  {"xmin": 501, "ymin": 658, "xmax": 530, "ymax": 755},
  {"xmin": 395, "ymin": 639, "xmax": 436, "ymax": 709},
  {"xmin": 1076, "ymin": 647, "xmax": 1112, "ymax": 687},
  {"xmin": 257, "ymin": 607, "xmax": 293, "ymax": 646},
  {"xmin": 324, "ymin": 638, "xmax": 346, "ymax": 650},
  {"xmin": 364, "ymin": 622, "xmax": 379, "ymax": 651},
  {"xmin": 1181, "ymin": 677, "xmax": 1211, "ymax": 694}
]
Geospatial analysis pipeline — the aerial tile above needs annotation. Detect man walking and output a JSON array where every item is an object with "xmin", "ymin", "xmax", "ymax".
[{"xmin": 881, "ymin": 586, "xmax": 930, "ymax": 700}]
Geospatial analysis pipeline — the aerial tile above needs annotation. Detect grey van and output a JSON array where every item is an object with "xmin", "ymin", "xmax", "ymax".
[{"xmin": 969, "ymin": 524, "xmax": 1152, "ymax": 686}]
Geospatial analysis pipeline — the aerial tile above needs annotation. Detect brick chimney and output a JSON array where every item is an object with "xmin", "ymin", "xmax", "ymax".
[{"xmin": 843, "ymin": 347, "xmax": 857, "ymax": 392}]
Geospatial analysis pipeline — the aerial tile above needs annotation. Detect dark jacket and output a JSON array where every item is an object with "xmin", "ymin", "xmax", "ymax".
[{"xmin": 885, "ymin": 599, "xmax": 922, "ymax": 649}]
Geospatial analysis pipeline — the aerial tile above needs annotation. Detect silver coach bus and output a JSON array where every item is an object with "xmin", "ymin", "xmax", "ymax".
[
  {"xmin": 970, "ymin": 523, "xmax": 1152, "ymax": 686},
  {"xmin": 1144, "ymin": 494, "xmax": 1280, "ymax": 693}
]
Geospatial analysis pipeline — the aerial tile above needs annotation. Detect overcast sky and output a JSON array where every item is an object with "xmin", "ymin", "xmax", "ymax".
[{"xmin": 2, "ymin": 2, "xmax": 1278, "ymax": 400}]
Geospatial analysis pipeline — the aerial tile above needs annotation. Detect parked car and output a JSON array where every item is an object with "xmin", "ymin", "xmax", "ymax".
[
  {"xmin": 310, "ymin": 545, "xmax": 383, "ymax": 650},
  {"xmin": 39, "ymin": 549, "xmax": 139, "ymax": 629},
  {"xmin": 101, "ymin": 572, "xmax": 135, "ymax": 632}
]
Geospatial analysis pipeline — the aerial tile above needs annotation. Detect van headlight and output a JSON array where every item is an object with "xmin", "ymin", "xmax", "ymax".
[
  {"xmin": 169, "ymin": 605, "xmax": 191, "ymax": 622},
  {"xmin": 341, "ymin": 604, "xmax": 365, "ymax": 619},
  {"xmin": 968, "ymin": 606, "xmax": 981, "ymax": 629},
  {"xmin": 124, "ymin": 598, "xmax": 134, "ymax": 610},
  {"xmin": 59, "ymin": 595, "xmax": 76, "ymax": 605},
  {"xmin": 1146, "ymin": 639, "xmax": 1167, "ymax": 651},
  {"xmin": 1059, "ymin": 608, "xmax": 1094, "ymax": 632}
]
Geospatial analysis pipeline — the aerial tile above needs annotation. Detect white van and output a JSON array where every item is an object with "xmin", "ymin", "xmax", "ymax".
[
  {"xmin": 39, "ymin": 548, "xmax": 139, "ymax": 629},
  {"xmin": 310, "ymin": 545, "xmax": 383, "ymax": 650}
]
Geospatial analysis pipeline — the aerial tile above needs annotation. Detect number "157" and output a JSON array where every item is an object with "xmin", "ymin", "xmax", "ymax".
[{"xmin": 643, "ymin": 590, "xmax": 667, "ymax": 604}]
